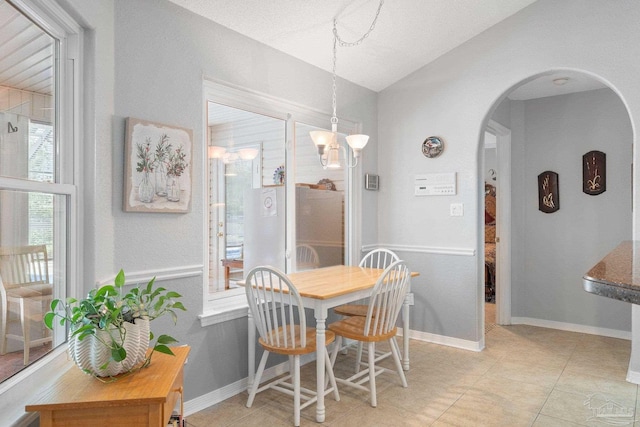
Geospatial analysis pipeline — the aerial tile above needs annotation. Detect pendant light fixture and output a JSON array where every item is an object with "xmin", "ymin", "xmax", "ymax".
[{"xmin": 310, "ymin": 0, "xmax": 384, "ymax": 169}]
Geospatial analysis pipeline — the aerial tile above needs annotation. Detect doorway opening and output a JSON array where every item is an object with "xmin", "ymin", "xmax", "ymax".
[{"xmin": 480, "ymin": 70, "xmax": 632, "ymax": 341}]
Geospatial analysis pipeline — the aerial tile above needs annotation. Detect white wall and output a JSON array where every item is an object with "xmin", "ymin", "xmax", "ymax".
[{"xmin": 378, "ymin": 0, "xmax": 640, "ymax": 343}]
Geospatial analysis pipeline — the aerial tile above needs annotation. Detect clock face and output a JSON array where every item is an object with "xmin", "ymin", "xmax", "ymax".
[{"xmin": 582, "ymin": 150, "xmax": 606, "ymax": 196}]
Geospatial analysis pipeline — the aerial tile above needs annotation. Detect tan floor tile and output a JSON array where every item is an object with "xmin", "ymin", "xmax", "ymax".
[
  {"xmin": 432, "ymin": 392, "xmax": 537, "ymax": 427},
  {"xmin": 532, "ymin": 414, "xmax": 585, "ymax": 426},
  {"xmin": 541, "ymin": 389, "xmax": 635, "ymax": 426},
  {"xmin": 554, "ymin": 370, "xmax": 637, "ymax": 400},
  {"xmin": 465, "ymin": 374, "xmax": 553, "ymax": 414},
  {"xmin": 485, "ymin": 359, "xmax": 563, "ymax": 388},
  {"xmin": 188, "ymin": 325, "xmax": 640, "ymax": 426}
]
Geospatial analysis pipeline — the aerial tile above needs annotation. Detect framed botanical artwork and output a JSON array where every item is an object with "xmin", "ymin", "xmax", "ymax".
[
  {"xmin": 582, "ymin": 150, "xmax": 606, "ymax": 195},
  {"xmin": 124, "ymin": 117, "xmax": 193, "ymax": 213},
  {"xmin": 538, "ymin": 171, "xmax": 559, "ymax": 213}
]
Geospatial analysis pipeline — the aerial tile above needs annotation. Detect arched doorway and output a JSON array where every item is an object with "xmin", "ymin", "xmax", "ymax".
[{"xmin": 480, "ymin": 69, "xmax": 633, "ymax": 339}]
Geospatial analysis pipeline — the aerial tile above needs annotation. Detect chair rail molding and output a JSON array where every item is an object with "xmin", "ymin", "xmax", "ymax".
[
  {"xmin": 361, "ymin": 244, "xmax": 475, "ymax": 257},
  {"xmin": 97, "ymin": 264, "xmax": 204, "ymax": 286}
]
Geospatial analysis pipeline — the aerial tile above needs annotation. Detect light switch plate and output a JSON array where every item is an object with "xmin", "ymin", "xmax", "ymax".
[{"xmin": 450, "ymin": 203, "xmax": 464, "ymax": 216}]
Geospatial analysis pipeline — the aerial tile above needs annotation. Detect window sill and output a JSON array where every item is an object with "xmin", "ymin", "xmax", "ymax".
[{"xmin": 199, "ymin": 289, "xmax": 248, "ymax": 327}]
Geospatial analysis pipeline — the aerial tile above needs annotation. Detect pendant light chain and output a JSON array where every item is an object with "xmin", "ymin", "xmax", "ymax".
[
  {"xmin": 333, "ymin": 0, "xmax": 384, "ymax": 48},
  {"xmin": 330, "ymin": 0, "xmax": 384, "ymax": 128}
]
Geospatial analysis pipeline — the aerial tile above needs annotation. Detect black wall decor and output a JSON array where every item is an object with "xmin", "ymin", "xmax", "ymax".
[
  {"xmin": 538, "ymin": 171, "xmax": 560, "ymax": 213},
  {"xmin": 583, "ymin": 150, "xmax": 606, "ymax": 195}
]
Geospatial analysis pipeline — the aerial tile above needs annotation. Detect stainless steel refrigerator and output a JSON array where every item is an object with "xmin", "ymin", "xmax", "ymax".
[{"xmin": 243, "ymin": 186, "xmax": 344, "ymax": 273}]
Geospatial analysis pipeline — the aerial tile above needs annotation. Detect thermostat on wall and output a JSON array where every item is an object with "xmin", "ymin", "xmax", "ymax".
[
  {"xmin": 414, "ymin": 173, "xmax": 456, "ymax": 196},
  {"xmin": 365, "ymin": 173, "xmax": 379, "ymax": 190}
]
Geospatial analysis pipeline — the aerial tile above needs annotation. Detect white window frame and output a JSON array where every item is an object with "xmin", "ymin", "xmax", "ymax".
[
  {"xmin": 0, "ymin": 0, "xmax": 81, "ymax": 420},
  {"xmin": 199, "ymin": 79, "xmax": 363, "ymax": 326}
]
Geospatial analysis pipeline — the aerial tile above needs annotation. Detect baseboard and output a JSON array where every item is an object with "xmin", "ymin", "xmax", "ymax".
[
  {"xmin": 510, "ymin": 317, "xmax": 631, "ymax": 340},
  {"xmin": 399, "ymin": 329, "xmax": 483, "ymax": 352},
  {"xmin": 626, "ymin": 369, "xmax": 640, "ymax": 384},
  {"xmin": 184, "ymin": 352, "xmax": 316, "ymax": 416}
]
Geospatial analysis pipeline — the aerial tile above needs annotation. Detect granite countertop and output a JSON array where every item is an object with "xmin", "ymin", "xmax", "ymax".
[{"xmin": 583, "ymin": 240, "xmax": 640, "ymax": 304}]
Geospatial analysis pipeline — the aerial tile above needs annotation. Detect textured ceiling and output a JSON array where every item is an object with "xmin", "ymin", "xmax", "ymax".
[{"xmin": 168, "ymin": 0, "xmax": 540, "ymax": 92}]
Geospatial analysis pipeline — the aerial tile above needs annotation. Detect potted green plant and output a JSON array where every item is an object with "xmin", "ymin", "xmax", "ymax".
[{"xmin": 44, "ymin": 269, "xmax": 186, "ymax": 379}]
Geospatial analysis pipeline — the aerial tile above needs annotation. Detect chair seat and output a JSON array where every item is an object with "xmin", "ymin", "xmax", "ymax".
[
  {"xmin": 7, "ymin": 283, "xmax": 52, "ymax": 299},
  {"xmin": 329, "ymin": 316, "xmax": 397, "ymax": 343},
  {"xmin": 260, "ymin": 325, "xmax": 335, "ymax": 355},
  {"xmin": 334, "ymin": 304, "xmax": 368, "ymax": 317}
]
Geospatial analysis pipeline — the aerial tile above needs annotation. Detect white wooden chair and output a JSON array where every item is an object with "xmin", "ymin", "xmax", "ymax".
[
  {"xmin": 295, "ymin": 244, "xmax": 320, "ymax": 270},
  {"xmin": 245, "ymin": 266, "xmax": 339, "ymax": 426},
  {"xmin": 334, "ymin": 248, "xmax": 400, "ymax": 370},
  {"xmin": 328, "ymin": 260, "xmax": 410, "ymax": 407},
  {"xmin": 334, "ymin": 248, "xmax": 399, "ymax": 317},
  {"xmin": 0, "ymin": 245, "xmax": 52, "ymax": 365}
]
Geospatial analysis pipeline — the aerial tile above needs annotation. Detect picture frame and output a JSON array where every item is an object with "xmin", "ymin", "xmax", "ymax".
[
  {"xmin": 124, "ymin": 117, "xmax": 193, "ymax": 213},
  {"xmin": 582, "ymin": 150, "xmax": 606, "ymax": 195},
  {"xmin": 538, "ymin": 170, "xmax": 560, "ymax": 214}
]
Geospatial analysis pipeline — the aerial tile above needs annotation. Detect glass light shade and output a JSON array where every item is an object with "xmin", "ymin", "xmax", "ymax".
[
  {"xmin": 345, "ymin": 134, "xmax": 369, "ymax": 151},
  {"xmin": 222, "ymin": 152, "xmax": 238, "ymax": 164},
  {"xmin": 238, "ymin": 148, "xmax": 259, "ymax": 160},
  {"xmin": 208, "ymin": 145, "xmax": 226, "ymax": 158},
  {"xmin": 326, "ymin": 146, "xmax": 341, "ymax": 169},
  {"xmin": 310, "ymin": 130, "xmax": 336, "ymax": 153}
]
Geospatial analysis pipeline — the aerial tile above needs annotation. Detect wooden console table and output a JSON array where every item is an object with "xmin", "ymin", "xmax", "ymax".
[{"xmin": 25, "ymin": 346, "xmax": 190, "ymax": 427}]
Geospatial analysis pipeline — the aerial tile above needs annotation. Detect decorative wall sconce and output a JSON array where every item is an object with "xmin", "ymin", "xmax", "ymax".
[{"xmin": 208, "ymin": 145, "xmax": 258, "ymax": 162}]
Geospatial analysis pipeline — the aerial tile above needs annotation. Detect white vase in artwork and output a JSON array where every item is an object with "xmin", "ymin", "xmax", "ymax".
[
  {"xmin": 166, "ymin": 174, "xmax": 180, "ymax": 202},
  {"xmin": 138, "ymin": 171, "xmax": 154, "ymax": 203},
  {"xmin": 155, "ymin": 163, "xmax": 168, "ymax": 197}
]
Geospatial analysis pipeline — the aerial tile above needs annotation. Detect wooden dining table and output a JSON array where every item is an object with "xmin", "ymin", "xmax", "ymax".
[{"xmin": 241, "ymin": 264, "xmax": 418, "ymax": 423}]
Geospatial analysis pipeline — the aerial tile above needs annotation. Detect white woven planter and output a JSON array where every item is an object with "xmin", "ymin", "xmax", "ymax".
[{"xmin": 68, "ymin": 317, "xmax": 150, "ymax": 377}]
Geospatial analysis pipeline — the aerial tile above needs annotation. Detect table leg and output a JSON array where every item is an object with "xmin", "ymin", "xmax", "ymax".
[
  {"xmin": 402, "ymin": 294, "xmax": 410, "ymax": 371},
  {"xmin": 247, "ymin": 308, "xmax": 255, "ymax": 392},
  {"xmin": 315, "ymin": 307, "xmax": 327, "ymax": 423}
]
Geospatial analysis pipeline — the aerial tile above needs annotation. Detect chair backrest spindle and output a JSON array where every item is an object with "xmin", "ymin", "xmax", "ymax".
[
  {"xmin": 364, "ymin": 261, "xmax": 411, "ymax": 337},
  {"xmin": 246, "ymin": 266, "xmax": 306, "ymax": 350}
]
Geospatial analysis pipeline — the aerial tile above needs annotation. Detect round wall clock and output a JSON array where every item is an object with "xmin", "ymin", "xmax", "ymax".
[{"xmin": 422, "ymin": 136, "xmax": 444, "ymax": 158}]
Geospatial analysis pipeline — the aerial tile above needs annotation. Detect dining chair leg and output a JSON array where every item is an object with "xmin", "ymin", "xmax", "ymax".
[
  {"xmin": 20, "ymin": 298, "xmax": 29, "ymax": 365},
  {"xmin": 330, "ymin": 336, "xmax": 342, "ymax": 368},
  {"xmin": 247, "ymin": 351, "xmax": 269, "ymax": 408},
  {"xmin": 390, "ymin": 338, "xmax": 408, "ymax": 387},
  {"xmin": 293, "ymin": 355, "xmax": 300, "ymax": 427},
  {"xmin": 368, "ymin": 342, "xmax": 377, "ymax": 407},
  {"xmin": 0, "ymin": 303, "xmax": 7, "ymax": 355},
  {"xmin": 324, "ymin": 348, "xmax": 340, "ymax": 401},
  {"xmin": 355, "ymin": 342, "xmax": 364, "ymax": 373}
]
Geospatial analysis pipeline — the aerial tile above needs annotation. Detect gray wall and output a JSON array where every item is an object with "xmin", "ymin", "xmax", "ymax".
[
  {"xmin": 108, "ymin": 0, "xmax": 377, "ymax": 401},
  {"xmin": 378, "ymin": 0, "xmax": 640, "ymax": 344},
  {"xmin": 510, "ymin": 88, "xmax": 632, "ymax": 329}
]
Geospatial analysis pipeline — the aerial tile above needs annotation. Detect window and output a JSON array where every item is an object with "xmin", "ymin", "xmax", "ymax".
[
  {"xmin": 201, "ymin": 81, "xmax": 362, "ymax": 324},
  {"xmin": 0, "ymin": 0, "xmax": 79, "ymax": 384}
]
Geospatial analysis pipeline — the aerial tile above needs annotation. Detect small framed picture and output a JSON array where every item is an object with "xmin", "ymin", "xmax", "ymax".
[
  {"xmin": 583, "ymin": 150, "xmax": 606, "ymax": 195},
  {"xmin": 538, "ymin": 171, "xmax": 560, "ymax": 214},
  {"xmin": 124, "ymin": 117, "xmax": 193, "ymax": 213}
]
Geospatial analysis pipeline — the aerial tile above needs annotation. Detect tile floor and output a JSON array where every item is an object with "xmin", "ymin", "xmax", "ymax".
[{"xmin": 187, "ymin": 324, "xmax": 637, "ymax": 426}]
